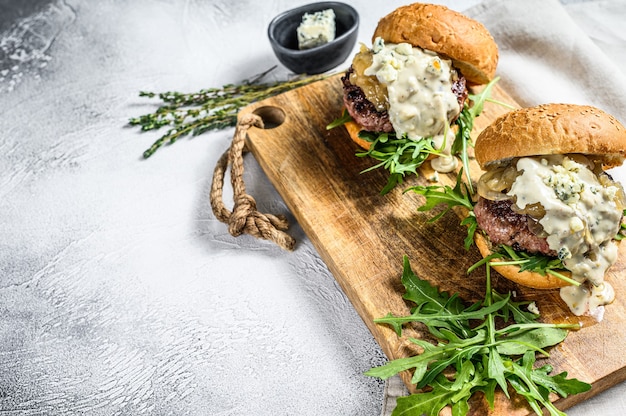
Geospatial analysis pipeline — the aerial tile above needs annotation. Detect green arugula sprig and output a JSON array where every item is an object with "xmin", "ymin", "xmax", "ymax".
[
  {"xmin": 615, "ymin": 209, "xmax": 626, "ymax": 240},
  {"xmin": 326, "ymin": 109, "xmax": 352, "ymax": 130},
  {"xmin": 357, "ymin": 131, "xmax": 439, "ymax": 194},
  {"xmin": 451, "ymin": 77, "xmax": 504, "ymax": 194},
  {"xmin": 408, "ymin": 169, "xmax": 477, "ymax": 250},
  {"xmin": 366, "ymin": 256, "xmax": 590, "ymax": 416},
  {"xmin": 468, "ymin": 245, "xmax": 580, "ymax": 287},
  {"xmin": 129, "ymin": 66, "xmax": 330, "ymax": 158}
]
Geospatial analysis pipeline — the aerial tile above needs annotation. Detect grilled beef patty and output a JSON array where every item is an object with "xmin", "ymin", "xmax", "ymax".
[
  {"xmin": 341, "ymin": 67, "xmax": 394, "ymax": 133},
  {"xmin": 474, "ymin": 197, "xmax": 556, "ymax": 256}
]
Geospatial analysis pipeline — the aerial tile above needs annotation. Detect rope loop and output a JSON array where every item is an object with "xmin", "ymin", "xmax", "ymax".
[{"xmin": 210, "ymin": 113, "xmax": 296, "ymax": 251}]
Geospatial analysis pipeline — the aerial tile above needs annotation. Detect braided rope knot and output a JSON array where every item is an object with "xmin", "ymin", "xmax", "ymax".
[
  {"xmin": 229, "ymin": 194, "xmax": 257, "ymax": 236},
  {"xmin": 210, "ymin": 113, "xmax": 296, "ymax": 251}
]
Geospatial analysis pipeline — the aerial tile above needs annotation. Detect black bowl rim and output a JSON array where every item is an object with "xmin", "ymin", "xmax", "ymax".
[{"xmin": 267, "ymin": 1, "xmax": 360, "ymax": 56}]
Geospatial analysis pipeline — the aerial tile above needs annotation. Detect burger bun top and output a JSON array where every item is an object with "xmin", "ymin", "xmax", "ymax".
[
  {"xmin": 372, "ymin": 3, "xmax": 498, "ymax": 85},
  {"xmin": 475, "ymin": 103, "xmax": 626, "ymax": 170}
]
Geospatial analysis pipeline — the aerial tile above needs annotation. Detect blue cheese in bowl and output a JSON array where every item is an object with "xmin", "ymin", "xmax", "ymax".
[{"xmin": 297, "ymin": 9, "xmax": 336, "ymax": 50}]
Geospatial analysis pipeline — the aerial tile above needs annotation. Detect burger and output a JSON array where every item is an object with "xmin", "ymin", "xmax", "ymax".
[
  {"xmin": 473, "ymin": 103, "xmax": 626, "ymax": 317},
  {"xmin": 338, "ymin": 3, "xmax": 499, "ymax": 187}
]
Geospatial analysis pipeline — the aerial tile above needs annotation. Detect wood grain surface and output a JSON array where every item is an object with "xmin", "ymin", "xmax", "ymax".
[{"xmin": 240, "ymin": 74, "xmax": 626, "ymax": 415}]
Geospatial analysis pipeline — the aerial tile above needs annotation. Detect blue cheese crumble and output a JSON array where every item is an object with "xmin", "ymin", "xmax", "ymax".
[{"xmin": 297, "ymin": 9, "xmax": 336, "ymax": 50}]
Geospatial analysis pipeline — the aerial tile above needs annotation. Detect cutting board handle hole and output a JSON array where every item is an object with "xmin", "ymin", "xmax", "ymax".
[{"xmin": 252, "ymin": 106, "xmax": 285, "ymax": 129}]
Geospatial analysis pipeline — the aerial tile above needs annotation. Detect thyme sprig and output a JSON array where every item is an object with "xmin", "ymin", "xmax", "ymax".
[{"xmin": 129, "ymin": 66, "xmax": 331, "ymax": 158}]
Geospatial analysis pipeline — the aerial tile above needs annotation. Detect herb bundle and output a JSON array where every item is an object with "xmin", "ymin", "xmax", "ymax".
[
  {"xmin": 367, "ymin": 256, "xmax": 590, "ymax": 416},
  {"xmin": 129, "ymin": 66, "xmax": 330, "ymax": 158}
]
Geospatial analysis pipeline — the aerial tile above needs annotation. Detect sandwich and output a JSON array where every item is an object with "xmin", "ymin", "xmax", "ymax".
[
  {"xmin": 473, "ymin": 103, "xmax": 626, "ymax": 317},
  {"xmin": 336, "ymin": 3, "xmax": 499, "ymax": 191}
]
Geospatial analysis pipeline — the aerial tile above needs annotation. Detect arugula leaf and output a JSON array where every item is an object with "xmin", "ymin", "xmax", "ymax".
[
  {"xmin": 485, "ymin": 244, "xmax": 580, "ymax": 287},
  {"xmin": 531, "ymin": 365, "xmax": 592, "ymax": 399},
  {"xmin": 374, "ymin": 299, "xmax": 510, "ymax": 337},
  {"xmin": 326, "ymin": 108, "xmax": 352, "ymax": 130},
  {"xmin": 409, "ymin": 170, "xmax": 474, "ymax": 213},
  {"xmin": 400, "ymin": 256, "xmax": 475, "ymax": 338},
  {"xmin": 506, "ymin": 352, "xmax": 590, "ymax": 416},
  {"xmin": 495, "ymin": 324, "xmax": 568, "ymax": 357},
  {"xmin": 487, "ymin": 346, "xmax": 509, "ymax": 397},
  {"xmin": 451, "ymin": 77, "xmax": 503, "ymax": 194},
  {"xmin": 407, "ymin": 170, "xmax": 477, "ymax": 250},
  {"xmin": 460, "ymin": 215, "xmax": 479, "ymax": 252},
  {"xmin": 491, "ymin": 291, "xmax": 538, "ymax": 323},
  {"xmin": 392, "ymin": 372, "xmax": 482, "ymax": 416},
  {"xmin": 376, "ymin": 257, "xmax": 509, "ymax": 340},
  {"xmin": 367, "ymin": 256, "xmax": 590, "ymax": 416},
  {"xmin": 490, "ymin": 292, "xmax": 569, "ymax": 356},
  {"xmin": 615, "ymin": 210, "xmax": 626, "ymax": 240},
  {"xmin": 356, "ymin": 131, "xmax": 437, "ymax": 194}
]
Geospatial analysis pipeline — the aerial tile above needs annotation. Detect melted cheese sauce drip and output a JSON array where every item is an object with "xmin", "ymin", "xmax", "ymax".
[
  {"xmin": 508, "ymin": 155, "xmax": 622, "ymax": 317},
  {"xmin": 363, "ymin": 37, "xmax": 460, "ymax": 141}
]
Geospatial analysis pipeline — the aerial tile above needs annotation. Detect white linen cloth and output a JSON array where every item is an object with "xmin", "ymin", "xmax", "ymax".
[
  {"xmin": 381, "ymin": 1, "xmax": 626, "ymax": 414},
  {"xmin": 474, "ymin": 0, "xmax": 626, "ymax": 118}
]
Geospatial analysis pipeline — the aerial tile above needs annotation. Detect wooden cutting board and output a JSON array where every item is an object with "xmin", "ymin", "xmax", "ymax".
[{"xmin": 239, "ymin": 74, "xmax": 626, "ymax": 415}]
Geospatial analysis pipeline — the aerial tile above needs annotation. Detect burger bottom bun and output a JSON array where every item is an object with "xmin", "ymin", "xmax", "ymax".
[
  {"xmin": 474, "ymin": 232, "xmax": 572, "ymax": 289},
  {"xmin": 344, "ymin": 120, "xmax": 371, "ymax": 150}
]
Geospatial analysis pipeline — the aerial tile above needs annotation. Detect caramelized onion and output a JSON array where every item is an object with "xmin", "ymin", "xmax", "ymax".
[
  {"xmin": 527, "ymin": 216, "xmax": 548, "ymax": 237},
  {"xmin": 477, "ymin": 164, "xmax": 519, "ymax": 201},
  {"xmin": 349, "ymin": 46, "xmax": 388, "ymax": 112},
  {"xmin": 512, "ymin": 202, "xmax": 546, "ymax": 220}
]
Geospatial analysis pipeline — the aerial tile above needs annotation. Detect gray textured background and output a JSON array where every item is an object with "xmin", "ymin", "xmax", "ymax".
[
  {"xmin": 1, "ymin": 1, "xmax": 625, "ymax": 415},
  {"xmin": 0, "ymin": 1, "xmax": 395, "ymax": 414}
]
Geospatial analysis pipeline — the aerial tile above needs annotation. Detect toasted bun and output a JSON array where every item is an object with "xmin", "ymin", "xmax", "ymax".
[
  {"xmin": 475, "ymin": 103, "xmax": 626, "ymax": 170},
  {"xmin": 344, "ymin": 119, "xmax": 371, "ymax": 150},
  {"xmin": 372, "ymin": 3, "xmax": 498, "ymax": 85},
  {"xmin": 474, "ymin": 233, "xmax": 571, "ymax": 289}
]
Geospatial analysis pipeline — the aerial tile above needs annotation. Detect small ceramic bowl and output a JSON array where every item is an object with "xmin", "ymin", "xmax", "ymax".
[{"xmin": 267, "ymin": 2, "xmax": 359, "ymax": 75}]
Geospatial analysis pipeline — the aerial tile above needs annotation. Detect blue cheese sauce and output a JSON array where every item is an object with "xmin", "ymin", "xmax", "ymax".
[
  {"xmin": 508, "ymin": 155, "xmax": 622, "ymax": 317},
  {"xmin": 363, "ymin": 37, "xmax": 460, "ymax": 172},
  {"xmin": 430, "ymin": 129, "xmax": 458, "ymax": 173}
]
